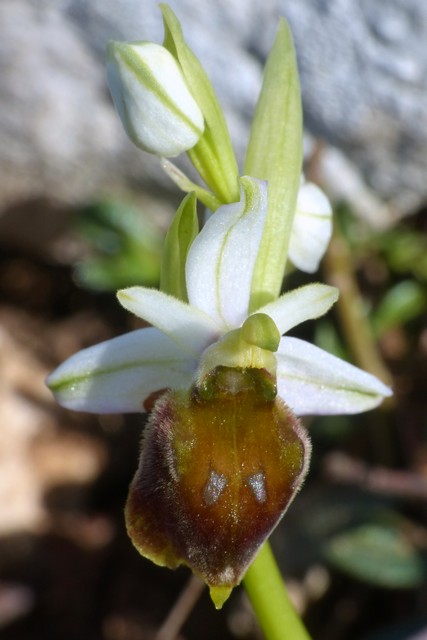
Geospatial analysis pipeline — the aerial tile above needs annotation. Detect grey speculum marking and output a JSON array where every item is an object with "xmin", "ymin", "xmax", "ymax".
[
  {"xmin": 246, "ymin": 471, "xmax": 267, "ymax": 503},
  {"xmin": 203, "ymin": 470, "xmax": 227, "ymax": 505}
]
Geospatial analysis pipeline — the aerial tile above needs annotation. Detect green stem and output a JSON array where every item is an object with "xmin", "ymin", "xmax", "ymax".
[{"xmin": 243, "ymin": 542, "xmax": 311, "ymax": 640}]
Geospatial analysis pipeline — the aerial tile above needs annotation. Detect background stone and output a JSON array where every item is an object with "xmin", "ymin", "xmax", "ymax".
[{"xmin": 1, "ymin": 0, "xmax": 426, "ymax": 224}]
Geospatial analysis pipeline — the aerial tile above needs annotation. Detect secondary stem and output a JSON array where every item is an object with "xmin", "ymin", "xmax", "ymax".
[
  {"xmin": 323, "ymin": 226, "xmax": 394, "ymax": 465},
  {"xmin": 243, "ymin": 542, "xmax": 311, "ymax": 640},
  {"xmin": 323, "ymin": 229, "xmax": 392, "ymax": 388}
]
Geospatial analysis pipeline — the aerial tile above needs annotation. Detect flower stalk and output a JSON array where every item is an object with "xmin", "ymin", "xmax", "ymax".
[{"xmin": 244, "ymin": 543, "xmax": 311, "ymax": 640}]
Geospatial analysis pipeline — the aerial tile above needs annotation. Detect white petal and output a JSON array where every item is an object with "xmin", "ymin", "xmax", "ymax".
[
  {"xmin": 288, "ymin": 181, "xmax": 332, "ymax": 273},
  {"xmin": 277, "ymin": 337, "xmax": 392, "ymax": 415},
  {"xmin": 117, "ymin": 287, "xmax": 220, "ymax": 354},
  {"xmin": 186, "ymin": 177, "xmax": 268, "ymax": 329},
  {"xmin": 258, "ymin": 283, "xmax": 338, "ymax": 335},
  {"xmin": 46, "ymin": 328, "xmax": 196, "ymax": 413}
]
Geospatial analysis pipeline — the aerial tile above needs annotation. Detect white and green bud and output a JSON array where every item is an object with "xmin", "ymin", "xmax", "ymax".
[{"xmin": 107, "ymin": 41, "xmax": 204, "ymax": 157}]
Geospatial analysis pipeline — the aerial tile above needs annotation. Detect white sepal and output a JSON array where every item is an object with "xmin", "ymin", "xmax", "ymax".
[
  {"xmin": 288, "ymin": 180, "xmax": 333, "ymax": 273},
  {"xmin": 46, "ymin": 328, "xmax": 196, "ymax": 414},
  {"xmin": 186, "ymin": 177, "xmax": 268, "ymax": 329},
  {"xmin": 276, "ymin": 336, "xmax": 392, "ymax": 415}
]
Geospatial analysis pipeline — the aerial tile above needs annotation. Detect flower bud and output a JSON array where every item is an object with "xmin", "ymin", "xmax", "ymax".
[{"xmin": 107, "ymin": 41, "xmax": 204, "ymax": 157}]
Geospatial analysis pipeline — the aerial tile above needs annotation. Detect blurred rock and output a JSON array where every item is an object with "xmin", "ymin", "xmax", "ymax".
[
  {"xmin": 0, "ymin": 0, "xmax": 426, "ymax": 224},
  {"xmin": 0, "ymin": 1, "xmax": 123, "ymax": 209},
  {"xmin": 0, "ymin": 307, "xmax": 107, "ymax": 535},
  {"xmin": 284, "ymin": 0, "xmax": 427, "ymax": 218},
  {"xmin": 0, "ymin": 583, "xmax": 34, "ymax": 627}
]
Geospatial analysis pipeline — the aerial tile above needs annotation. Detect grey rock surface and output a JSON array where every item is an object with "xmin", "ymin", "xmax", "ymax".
[
  {"xmin": 283, "ymin": 0, "xmax": 427, "ymax": 217},
  {"xmin": 0, "ymin": 1, "xmax": 120, "ymax": 208},
  {"xmin": 1, "ymin": 0, "xmax": 426, "ymax": 223}
]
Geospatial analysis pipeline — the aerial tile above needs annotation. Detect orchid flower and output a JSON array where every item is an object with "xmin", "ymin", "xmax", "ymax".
[
  {"xmin": 47, "ymin": 177, "xmax": 391, "ymax": 607},
  {"xmin": 47, "ymin": 4, "xmax": 393, "ymax": 630}
]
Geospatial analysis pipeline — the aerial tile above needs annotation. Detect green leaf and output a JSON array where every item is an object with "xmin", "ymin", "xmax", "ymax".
[
  {"xmin": 245, "ymin": 18, "xmax": 303, "ymax": 310},
  {"xmin": 368, "ymin": 228, "xmax": 427, "ymax": 284},
  {"xmin": 372, "ymin": 280, "xmax": 427, "ymax": 336},
  {"xmin": 325, "ymin": 523, "xmax": 425, "ymax": 589},
  {"xmin": 385, "ymin": 230, "xmax": 427, "ymax": 283},
  {"xmin": 160, "ymin": 4, "xmax": 240, "ymax": 204},
  {"xmin": 160, "ymin": 191, "xmax": 199, "ymax": 301}
]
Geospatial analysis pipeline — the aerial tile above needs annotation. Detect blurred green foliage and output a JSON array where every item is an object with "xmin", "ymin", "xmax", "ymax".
[
  {"xmin": 338, "ymin": 204, "xmax": 427, "ymax": 336},
  {"xmin": 374, "ymin": 228, "xmax": 427, "ymax": 284},
  {"xmin": 308, "ymin": 202, "xmax": 427, "ymax": 597},
  {"xmin": 372, "ymin": 280, "xmax": 427, "ymax": 336},
  {"xmin": 294, "ymin": 488, "xmax": 427, "ymax": 590},
  {"xmin": 325, "ymin": 522, "xmax": 425, "ymax": 589},
  {"xmin": 74, "ymin": 199, "xmax": 163, "ymax": 291}
]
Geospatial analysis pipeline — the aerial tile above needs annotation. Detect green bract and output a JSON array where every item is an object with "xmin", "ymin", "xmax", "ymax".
[
  {"xmin": 245, "ymin": 19, "xmax": 303, "ymax": 310},
  {"xmin": 107, "ymin": 41, "xmax": 204, "ymax": 156},
  {"xmin": 160, "ymin": 191, "xmax": 199, "ymax": 301}
]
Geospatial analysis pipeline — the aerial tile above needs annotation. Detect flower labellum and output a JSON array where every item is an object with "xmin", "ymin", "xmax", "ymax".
[
  {"xmin": 126, "ymin": 365, "xmax": 310, "ymax": 608},
  {"xmin": 107, "ymin": 41, "xmax": 204, "ymax": 156}
]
